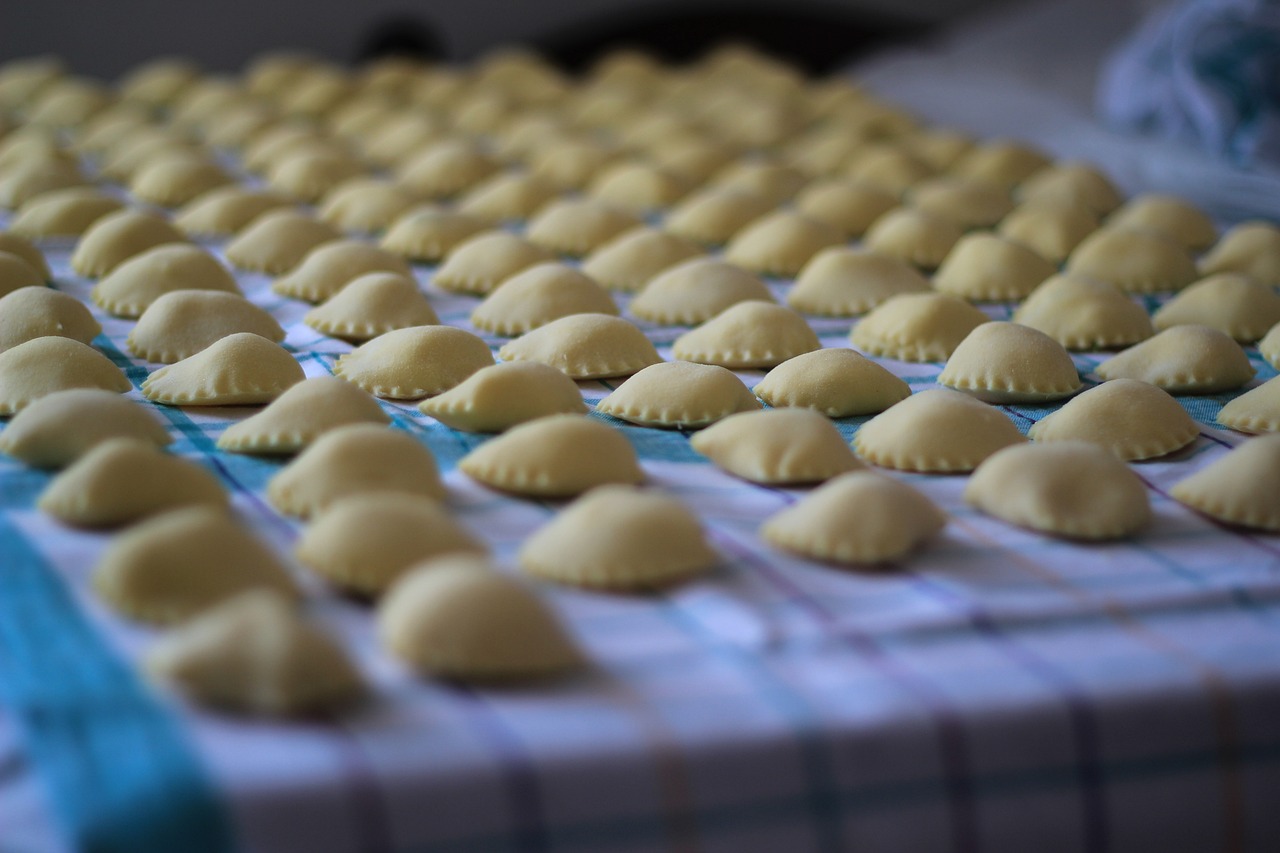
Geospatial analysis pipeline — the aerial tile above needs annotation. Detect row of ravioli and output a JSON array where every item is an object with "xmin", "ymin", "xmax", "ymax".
[{"xmin": 2, "ymin": 45, "xmax": 1280, "ymax": 720}]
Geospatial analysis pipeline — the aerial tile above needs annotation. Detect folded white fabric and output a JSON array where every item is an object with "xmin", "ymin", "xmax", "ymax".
[{"xmin": 1099, "ymin": 0, "xmax": 1280, "ymax": 169}]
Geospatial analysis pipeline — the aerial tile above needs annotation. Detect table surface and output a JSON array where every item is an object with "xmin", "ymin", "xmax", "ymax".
[{"xmin": 5, "ymin": 3, "xmax": 1280, "ymax": 852}]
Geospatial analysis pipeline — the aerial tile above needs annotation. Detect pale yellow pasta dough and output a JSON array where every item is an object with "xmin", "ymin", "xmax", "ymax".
[
  {"xmin": 419, "ymin": 361, "xmax": 588, "ymax": 432},
  {"xmin": 497, "ymin": 314, "xmax": 661, "ymax": 379},
  {"xmin": 908, "ymin": 177, "xmax": 1013, "ymax": 229},
  {"xmin": 529, "ymin": 137, "xmax": 620, "ymax": 190},
  {"xmin": 1260, "ymin": 324, "xmax": 1280, "ymax": 370},
  {"xmin": 651, "ymin": 135, "xmax": 736, "ymax": 183},
  {"xmin": 1152, "ymin": 273, "xmax": 1280, "ymax": 343},
  {"xmin": 761, "ymin": 471, "xmax": 945, "ymax": 564},
  {"xmin": 862, "ymin": 207, "xmax": 963, "ymax": 270},
  {"xmin": 1170, "ymin": 435, "xmax": 1280, "ymax": 531},
  {"xmin": 0, "ymin": 337, "xmax": 130, "ymax": 414},
  {"xmin": 629, "ymin": 258, "xmax": 773, "ymax": 325},
  {"xmin": 303, "ymin": 272, "xmax": 438, "ymax": 342},
  {"xmin": 793, "ymin": 179, "xmax": 899, "ymax": 237},
  {"xmin": 996, "ymin": 198, "xmax": 1100, "ymax": 265},
  {"xmin": 459, "ymin": 413, "xmax": 643, "ymax": 497},
  {"xmin": 1028, "ymin": 379, "xmax": 1198, "ymax": 461},
  {"xmin": 203, "ymin": 104, "xmax": 278, "ymax": 150},
  {"xmin": 10, "ymin": 187, "xmax": 124, "ymax": 238},
  {"xmin": 673, "ymin": 301, "xmax": 819, "ymax": 369},
  {"xmin": 147, "ymin": 589, "xmax": 365, "ymax": 716},
  {"xmin": 296, "ymin": 493, "xmax": 484, "ymax": 595},
  {"xmin": 788, "ymin": 247, "xmax": 931, "ymax": 317},
  {"xmin": 396, "ymin": 138, "xmax": 500, "ymax": 198},
  {"xmin": 0, "ymin": 155, "xmax": 87, "ymax": 209},
  {"xmin": 0, "ymin": 232, "xmax": 51, "ymax": 280},
  {"xmin": 784, "ymin": 128, "xmax": 864, "ymax": 177},
  {"xmin": 753, "ymin": 348, "xmax": 910, "ymax": 417},
  {"xmin": 854, "ymin": 388, "xmax": 1026, "ymax": 472},
  {"xmin": 273, "ymin": 239, "xmax": 411, "ymax": 303},
  {"xmin": 173, "ymin": 187, "xmax": 292, "ymax": 238},
  {"xmin": 663, "ymin": 187, "xmax": 774, "ymax": 246},
  {"xmin": 526, "ymin": 198, "xmax": 643, "ymax": 257},
  {"xmin": 938, "ymin": 322, "xmax": 1082, "ymax": 403},
  {"xmin": 102, "ymin": 133, "xmax": 201, "ymax": 184},
  {"xmin": 723, "ymin": 211, "xmax": 844, "ymax": 279},
  {"xmin": 1094, "ymin": 325, "xmax": 1254, "ymax": 394},
  {"xmin": 130, "ymin": 155, "xmax": 232, "ymax": 208},
  {"xmin": 1016, "ymin": 162, "xmax": 1122, "ymax": 214},
  {"xmin": 713, "ymin": 159, "xmax": 808, "ymax": 204},
  {"xmin": 933, "ymin": 233, "xmax": 1057, "ymax": 302},
  {"xmin": 74, "ymin": 108, "xmax": 157, "ymax": 157},
  {"xmin": 216, "ymin": 375, "xmax": 389, "ymax": 455},
  {"xmin": 378, "ymin": 555, "xmax": 585, "ymax": 681},
  {"xmin": 242, "ymin": 124, "xmax": 327, "ymax": 174},
  {"xmin": 92, "ymin": 244, "xmax": 240, "ymax": 318},
  {"xmin": 361, "ymin": 113, "xmax": 448, "ymax": 167},
  {"xmin": 38, "ymin": 438, "xmax": 226, "ymax": 528},
  {"xmin": 850, "ymin": 292, "xmax": 989, "ymax": 362},
  {"xmin": 377, "ymin": 205, "xmax": 489, "ymax": 263},
  {"xmin": 965, "ymin": 441, "xmax": 1150, "ymax": 539},
  {"xmin": 456, "ymin": 171, "xmax": 557, "ymax": 223},
  {"xmin": 0, "ymin": 388, "xmax": 169, "ymax": 468},
  {"xmin": 520, "ymin": 486, "xmax": 717, "ymax": 590},
  {"xmin": 588, "ymin": 161, "xmax": 690, "ymax": 214},
  {"xmin": 94, "ymin": 508, "xmax": 297, "ymax": 625},
  {"xmin": 580, "ymin": 227, "xmax": 703, "ymax": 293},
  {"xmin": 70, "ymin": 209, "xmax": 188, "ymax": 278},
  {"xmin": 433, "ymin": 231, "xmax": 555, "ymax": 296},
  {"xmin": 268, "ymin": 423, "xmax": 445, "ymax": 518},
  {"xmin": 318, "ymin": 178, "xmax": 415, "ymax": 233},
  {"xmin": 334, "ymin": 325, "xmax": 494, "ymax": 399},
  {"xmin": 844, "ymin": 145, "xmax": 934, "ymax": 195},
  {"xmin": 1199, "ymin": 221, "xmax": 1280, "ymax": 285},
  {"xmin": 596, "ymin": 361, "xmax": 760, "ymax": 428},
  {"xmin": 141, "ymin": 332, "xmax": 302, "ymax": 406},
  {"xmin": 1108, "ymin": 193, "xmax": 1217, "ymax": 250},
  {"xmin": 1217, "ymin": 377, "xmax": 1280, "ymax": 435},
  {"xmin": 1011, "ymin": 273, "xmax": 1153, "ymax": 351},
  {"xmin": 691, "ymin": 408, "xmax": 861, "ymax": 484},
  {"xmin": 267, "ymin": 148, "xmax": 364, "ymax": 204},
  {"xmin": 1066, "ymin": 227, "xmax": 1198, "ymax": 294},
  {"xmin": 127, "ymin": 291, "xmax": 285, "ymax": 363},
  {"xmin": 0, "ymin": 251, "xmax": 45, "ymax": 297},
  {"xmin": 224, "ymin": 210, "xmax": 340, "ymax": 274},
  {"xmin": 119, "ymin": 58, "xmax": 199, "ymax": 106},
  {"xmin": 471, "ymin": 263, "xmax": 617, "ymax": 336},
  {"xmin": 950, "ymin": 140, "xmax": 1051, "ymax": 188}
]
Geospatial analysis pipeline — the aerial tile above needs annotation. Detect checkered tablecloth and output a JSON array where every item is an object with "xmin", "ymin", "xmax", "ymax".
[{"xmin": 3, "ymin": 197, "xmax": 1280, "ymax": 853}]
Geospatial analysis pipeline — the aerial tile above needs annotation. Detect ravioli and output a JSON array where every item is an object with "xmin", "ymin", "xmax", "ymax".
[
  {"xmin": 672, "ymin": 301, "xmax": 820, "ymax": 369},
  {"xmin": 1015, "ymin": 161, "xmax": 1121, "ymax": 214},
  {"xmin": 0, "ymin": 388, "xmax": 170, "ymax": 468},
  {"xmin": 1094, "ymin": 325, "xmax": 1254, "ymax": 394},
  {"xmin": 378, "ymin": 206, "xmax": 489, "ymax": 263},
  {"xmin": 127, "ymin": 290, "xmax": 284, "ymax": 363},
  {"xmin": 908, "ymin": 177, "xmax": 1013, "ymax": 229},
  {"xmin": 303, "ymin": 272, "xmax": 438, "ymax": 342},
  {"xmin": 761, "ymin": 471, "xmax": 945, "ymax": 564},
  {"xmin": 130, "ymin": 155, "xmax": 232, "ymax": 208},
  {"xmin": 933, "ymin": 233, "xmax": 1056, "ymax": 302},
  {"xmin": 691, "ymin": 408, "xmax": 861, "ymax": 484},
  {"xmin": 334, "ymin": 325, "xmax": 494, "ymax": 399},
  {"xmin": 0, "ymin": 285, "xmax": 100, "ymax": 352},
  {"xmin": 996, "ymin": 198, "xmax": 1099, "ymax": 264},
  {"xmin": 788, "ymin": 247, "xmax": 931, "ymax": 317},
  {"xmin": 965, "ymin": 441, "xmax": 1151, "ymax": 539},
  {"xmin": 92, "ymin": 244, "xmax": 240, "ymax": 318},
  {"xmin": 1028, "ymin": 379, "xmax": 1199, "ymax": 461},
  {"xmin": 418, "ymin": 361, "xmax": 588, "ymax": 432},
  {"xmin": 1217, "ymin": 377, "xmax": 1280, "ymax": 435},
  {"xmin": 9, "ymin": 187, "xmax": 124, "ymax": 238},
  {"xmin": 862, "ymin": 207, "xmax": 962, "ymax": 270},
  {"xmin": 296, "ymin": 493, "xmax": 484, "ymax": 596},
  {"xmin": 937, "ymin": 322, "xmax": 1082, "ymax": 403},
  {"xmin": 470, "ymin": 262, "xmax": 618, "ymax": 335},
  {"xmin": 458, "ymin": 413, "xmax": 644, "ymax": 497},
  {"xmin": 596, "ymin": 361, "xmax": 761, "ymax": 428},
  {"xmin": 93, "ymin": 507, "xmax": 297, "ymax": 624},
  {"xmin": 456, "ymin": 170, "xmax": 558, "ymax": 223},
  {"xmin": 793, "ymin": 178, "xmax": 898, "ymax": 237},
  {"xmin": 525, "ymin": 198, "xmax": 643, "ymax": 257},
  {"xmin": 224, "ymin": 210, "xmax": 341, "ymax": 275},
  {"xmin": 1107, "ymin": 193, "xmax": 1217, "ymax": 250},
  {"xmin": 216, "ymin": 375, "xmax": 390, "ymax": 455},
  {"xmin": 273, "ymin": 239, "xmax": 412, "ymax": 303},
  {"xmin": 1010, "ymin": 273, "xmax": 1153, "ymax": 351},
  {"xmin": 1151, "ymin": 273, "xmax": 1280, "ymax": 343},
  {"xmin": 1199, "ymin": 221, "xmax": 1280, "ymax": 285},
  {"xmin": 1170, "ymin": 435, "xmax": 1280, "ymax": 531},
  {"xmin": 629, "ymin": 258, "xmax": 773, "ymax": 325},
  {"xmin": 580, "ymin": 227, "xmax": 703, "ymax": 292},
  {"xmin": 70, "ymin": 208, "xmax": 189, "ymax": 278},
  {"xmin": 432, "ymin": 231, "xmax": 555, "ymax": 296},
  {"xmin": 520, "ymin": 486, "xmax": 717, "ymax": 589},
  {"xmin": 723, "ymin": 210, "xmax": 844, "ymax": 279},
  {"xmin": 753, "ymin": 348, "xmax": 910, "ymax": 417},
  {"xmin": 267, "ymin": 424, "xmax": 445, "ymax": 518},
  {"xmin": 0, "ymin": 337, "xmax": 130, "ymax": 414},
  {"xmin": 854, "ymin": 388, "xmax": 1026, "ymax": 472},
  {"xmin": 663, "ymin": 188, "xmax": 774, "ymax": 246},
  {"xmin": 318, "ymin": 178, "xmax": 415, "ymax": 234},
  {"xmin": 497, "ymin": 314, "xmax": 661, "ymax": 379},
  {"xmin": 377, "ymin": 555, "xmax": 585, "ymax": 681},
  {"xmin": 1066, "ymin": 227, "xmax": 1198, "ymax": 293},
  {"xmin": 850, "ymin": 292, "xmax": 989, "ymax": 362},
  {"xmin": 38, "ymin": 438, "xmax": 226, "ymax": 528}
]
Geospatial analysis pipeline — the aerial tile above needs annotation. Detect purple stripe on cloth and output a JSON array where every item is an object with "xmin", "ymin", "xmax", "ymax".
[
  {"xmin": 456, "ymin": 687, "xmax": 550, "ymax": 853},
  {"xmin": 716, "ymin": 534, "xmax": 981, "ymax": 853}
]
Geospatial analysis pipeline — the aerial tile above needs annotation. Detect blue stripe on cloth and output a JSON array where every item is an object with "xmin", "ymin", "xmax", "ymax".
[{"xmin": 0, "ymin": 518, "xmax": 235, "ymax": 853}]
